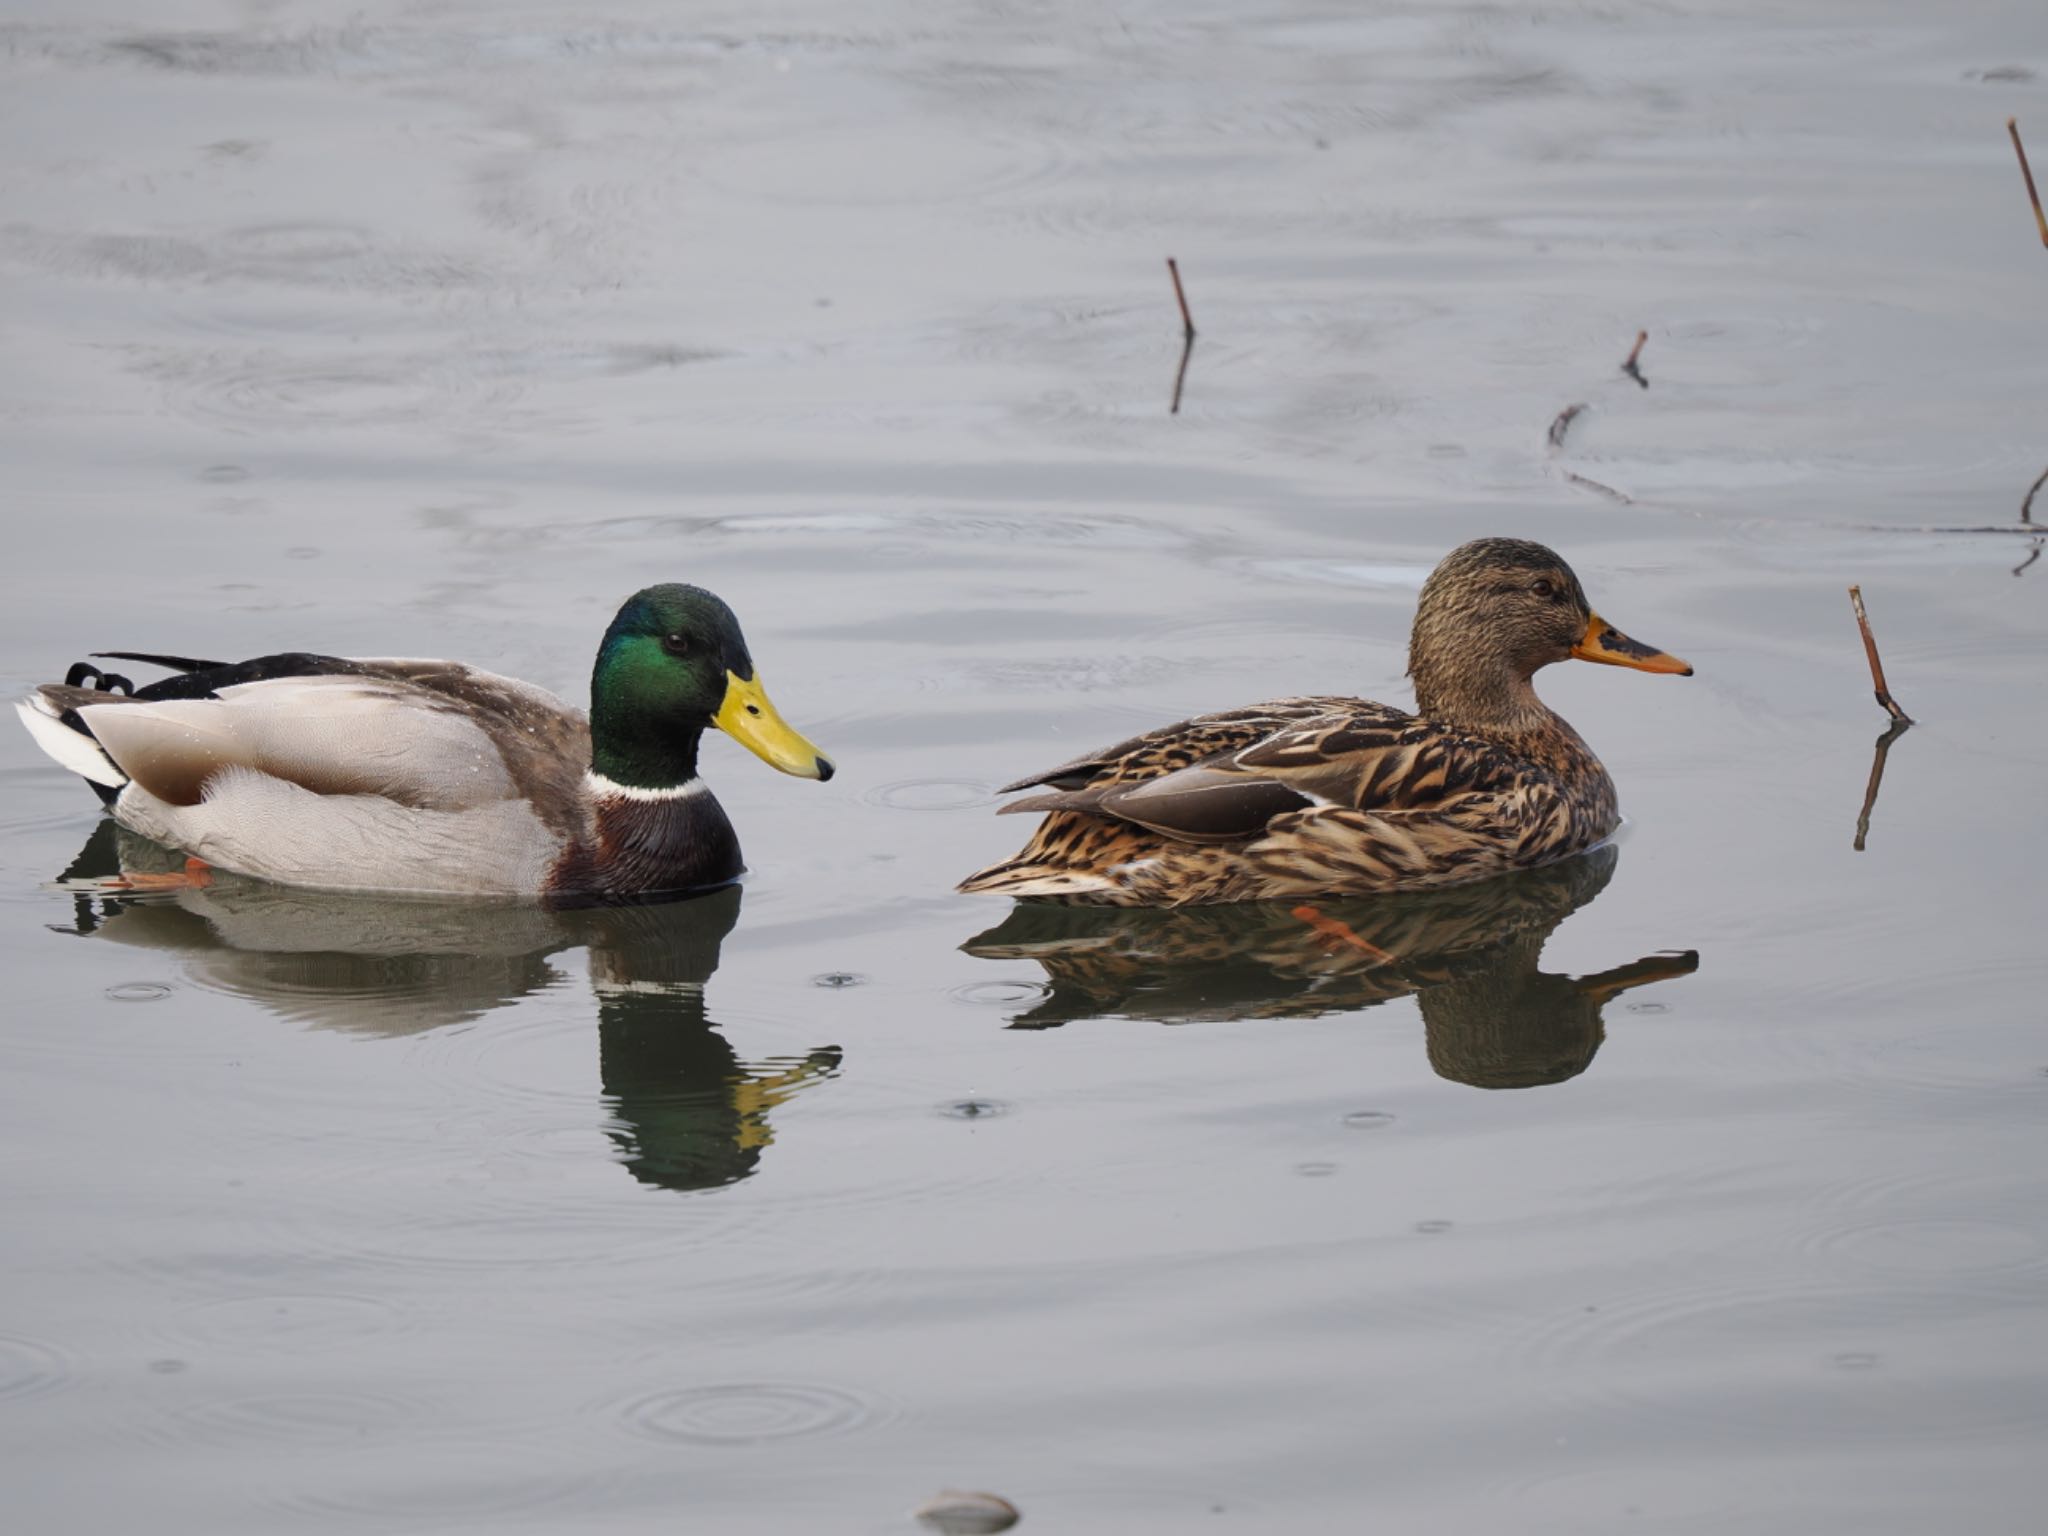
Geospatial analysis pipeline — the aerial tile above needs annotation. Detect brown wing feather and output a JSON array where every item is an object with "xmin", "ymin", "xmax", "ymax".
[
  {"xmin": 1082, "ymin": 767, "xmax": 1323, "ymax": 843},
  {"xmin": 1057, "ymin": 705, "xmax": 1526, "ymax": 847},
  {"xmin": 996, "ymin": 696, "xmax": 1357, "ymax": 794}
]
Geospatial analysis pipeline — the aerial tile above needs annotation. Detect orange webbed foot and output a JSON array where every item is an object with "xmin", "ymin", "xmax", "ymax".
[
  {"xmin": 1291, "ymin": 905, "xmax": 1398, "ymax": 967},
  {"xmin": 103, "ymin": 857, "xmax": 214, "ymax": 893}
]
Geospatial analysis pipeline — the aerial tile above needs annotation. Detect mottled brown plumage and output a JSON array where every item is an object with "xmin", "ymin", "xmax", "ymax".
[{"xmin": 958, "ymin": 538, "xmax": 1691, "ymax": 906}]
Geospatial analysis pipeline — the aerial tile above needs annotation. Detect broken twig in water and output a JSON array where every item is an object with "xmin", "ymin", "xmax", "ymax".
[
  {"xmin": 1854, "ymin": 718, "xmax": 1912, "ymax": 852},
  {"xmin": 1848, "ymin": 587, "xmax": 1914, "ymax": 845},
  {"xmin": 1165, "ymin": 257, "xmax": 1197, "ymax": 414},
  {"xmin": 2013, "ymin": 539, "xmax": 2043, "ymax": 578},
  {"xmin": 1564, "ymin": 471, "xmax": 1633, "ymax": 504},
  {"xmin": 1168, "ymin": 333, "xmax": 1194, "ymax": 415},
  {"xmin": 1165, "ymin": 257, "xmax": 1196, "ymax": 340},
  {"xmin": 2021, "ymin": 464, "xmax": 2048, "ymax": 524},
  {"xmin": 1621, "ymin": 329, "xmax": 1649, "ymax": 388},
  {"xmin": 1548, "ymin": 402, "xmax": 1587, "ymax": 449},
  {"xmin": 1864, "ymin": 521, "xmax": 2048, "ymax": 535},
  {"xmin": 2009, "ymin": 118, "xmax": 2048, "ymax": 249},
  {"xmin": 1847, "ymin": 585, "xmax": 1913, "ymax": 724}
]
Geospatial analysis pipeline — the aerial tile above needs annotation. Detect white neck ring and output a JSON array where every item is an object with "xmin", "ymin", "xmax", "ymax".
[{"xmin": 584, "ymin": 770, "xmax": 708, "ymax": 803}]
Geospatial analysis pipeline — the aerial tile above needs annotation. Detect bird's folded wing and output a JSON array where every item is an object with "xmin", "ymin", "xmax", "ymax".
[{"xmin": 80, "ymin": 675, "xmax": 525, "ymax": 812}]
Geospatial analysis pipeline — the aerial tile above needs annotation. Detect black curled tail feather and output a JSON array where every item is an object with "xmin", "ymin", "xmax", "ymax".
[
  {"xmin": 93, "ymin": 650, "xmax": 228, "ymax": 673},
  {"xmin": 107, "ymin": 652, "xmax": 364, "ymax": 703},
  {"xmin": 63, "ymin": 662, "xmax": 133, "ymax": 695}
]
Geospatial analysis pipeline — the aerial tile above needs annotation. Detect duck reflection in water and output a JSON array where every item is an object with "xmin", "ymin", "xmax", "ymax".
[
  {"xmin": 53, "ymin": 822, "xmax": 840, "ymax": 1190},
  {"xmin": 964, "ymin": 844, "xmax": 1694, "ymax": 1089}
]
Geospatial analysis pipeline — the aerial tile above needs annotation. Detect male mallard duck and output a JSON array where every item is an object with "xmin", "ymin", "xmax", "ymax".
[
  {"xmin": 16, "ymin": 585, "xmax": 833, "ymax": 904},
  {"xmin": 957, "ymin": 537, "xmax": 1690, "ymax": 906}
]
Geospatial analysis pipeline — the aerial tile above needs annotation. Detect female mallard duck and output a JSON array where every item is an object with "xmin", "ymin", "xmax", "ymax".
[
  {"xmin": 15, "ymin": 585, "xmax": 833, "ymax": 904},
  {"xmin": 957, "ymin": 537, "xmax": 1690, "ymax": 906}
]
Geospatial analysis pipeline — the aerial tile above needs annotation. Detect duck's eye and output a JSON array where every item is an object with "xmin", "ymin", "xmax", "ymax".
[
  {"xmin": 660, "ymin": 632, "xmax": 692, "ymax": 658},
  {"xmin": 1531, "ymin": 579, "xmax": 1557, "ymax": 600}
]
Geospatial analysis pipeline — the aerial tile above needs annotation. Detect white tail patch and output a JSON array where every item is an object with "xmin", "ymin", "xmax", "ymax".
[{"xmin": 15, "ymin": 696, "xmax": 126, "ymax": 787}]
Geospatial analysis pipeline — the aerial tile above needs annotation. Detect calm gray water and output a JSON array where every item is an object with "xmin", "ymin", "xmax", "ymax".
[{"xmin": 3, "ymin": 2, "xmax": 2045, "ymax": 1531}]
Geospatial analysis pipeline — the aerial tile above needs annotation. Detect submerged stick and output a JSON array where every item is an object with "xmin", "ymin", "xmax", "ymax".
[
  {"xmin": 1547, "ymin": 401, "xmax": 1587, "ymax": 448},
  {"xmin": 1622, "ymin": 329, "xmax": 1649, "ymax": 388},
  {"xmin": 1848, "ymin": 585, "xmax": 1913, "ymax": 724},
  {"xmin": 1853, "ymin": 718, "xmax": 1912, "ymax": 852},
  {"xmin": 2009, "ymin": 118, "xmax": 2048, "ymax": 249},
  {"xmin": 2021, "ymin": 464, "xmax": 2048, "ymax": 524},
  {"xmin": 1861, "ymin": 521, "xmax": 2048, "ymax": 535},
  {"xmin": 1168, "ymin": 332, "xmax": 1195, "ymax": 415},
  {"xmin": 1165, "ymin": 257, "xmax": 1196, "ymax": 340},
  {"xmin": 1563, "ymin": 470, "xmax": 1633, "ymax": 504},
  {"xmin": 1164, "ymin": 257, "xmax": 1197, "ymax": 414}
]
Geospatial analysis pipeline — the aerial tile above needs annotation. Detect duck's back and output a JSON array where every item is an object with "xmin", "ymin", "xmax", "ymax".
[
  {"xmin": 22, "ymin": 653, "xmax": 592, "ymax": 896},
  {"xmin": 997, "ymin": 694, "xmax": 1370, "ymax": 795}
]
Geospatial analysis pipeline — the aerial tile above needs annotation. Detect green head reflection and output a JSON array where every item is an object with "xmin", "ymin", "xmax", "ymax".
[
  {"xmin": 580, "ymin": 889, "xmax": 842, "ymax": 1191},
  {"xmin": 53, "ymin": 825, "xmax": 840, "ymax": 1191}
]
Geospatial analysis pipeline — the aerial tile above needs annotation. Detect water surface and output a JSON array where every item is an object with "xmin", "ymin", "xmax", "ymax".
[{"xmin": 3, "ymin": 1, "xmax": 2045, "ymax": 1531}]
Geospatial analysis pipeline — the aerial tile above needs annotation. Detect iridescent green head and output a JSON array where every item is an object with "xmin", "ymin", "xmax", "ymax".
[{"xmin": 589, "ymin": 584, "xmax": 834, "ymax": 790}]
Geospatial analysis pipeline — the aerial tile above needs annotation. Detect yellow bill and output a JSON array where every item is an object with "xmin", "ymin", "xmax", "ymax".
[
  {"xmin": 715, "ymin": 671, "xmax": 835, "ymax": 780},
  {"xmin": 1571, "ymin": 612, "xmax": 1693, "ymax": 676}
]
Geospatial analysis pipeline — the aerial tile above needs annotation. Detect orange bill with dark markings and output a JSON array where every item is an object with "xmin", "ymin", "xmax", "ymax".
[
  {"xmin": 1570, "ymin": 612, "xmax": 1693, "ymax": 676},
  {"xmin": 1574, "ymin": 949, "xmax": 1700, "ymax": 1003}
]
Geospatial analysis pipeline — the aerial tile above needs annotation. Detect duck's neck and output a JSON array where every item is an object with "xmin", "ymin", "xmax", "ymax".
[
  {"xmin": 1409, "ymin": 651, "xmax": 1609, "ymax": 789},
  {"xmin": 565, "ymin": 649, "xmax": 739, "ymax": 903},
  {"xmin": 1410, "ymin": 652, "xmax": 1557, "ymax": 744},
  {"xmin": 589, "ymin": 706, "xmax": 702, "ymax": 792}
]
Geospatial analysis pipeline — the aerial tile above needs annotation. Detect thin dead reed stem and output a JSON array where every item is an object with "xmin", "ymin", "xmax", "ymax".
[
  {"xmin": 1547, "ymin": 402, "xmax": 1586, "ymax": 448},
  {"xmin": 1165, "ymin": 257, "xmax": 1196, "ymax": 340},
  {"xmin": 1622, "ymin": 330, "xmax": 1649, "ymax": 388},
  {"xmin": 1848, "ymin": 585, "xmax": 1913, "ymax": 724},
  {"xmin": 2009, "ymin": 118, "xmax": 2048, "ymax": 248},
  {"xmin": 1854, "ymin": 719, "xmax": 1912, "ymax": 852},
  {"xmin": 2020, "ymin": 464, "xmax": 2048, "ymax": 525}
]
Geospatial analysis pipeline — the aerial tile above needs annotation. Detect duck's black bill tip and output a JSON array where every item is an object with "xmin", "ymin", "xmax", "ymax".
[{"xmin": 814, "ymin": 756, "xmax": 836, "ymax": 782}]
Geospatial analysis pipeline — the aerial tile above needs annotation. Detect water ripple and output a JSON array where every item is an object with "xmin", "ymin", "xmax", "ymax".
[
  {"xmin": 949, "ymin": 980, "xmax": 1051, "ymax": 1008},
  {"xmin": 608, "ymin": 1381, "xmax": 896, "ymax": 1446},
  {"xmin": 104, "ymin": 981, "xmax": 172, "ymax": 1003},
  {"xmin": 0, "ymin": 1332, "xmax": 71, "ymax": 1404},
  {"xmin": 862, "ymin": 778, "xmax": 997, "ymax": 812},
  {"xmin": 276, "ymin": 1440, "xmax": 598, "ymax": 1522},
  {"xmin": 152, "ymin": 1389, "xmax": 426, "ymax": 1449},
  {"xmin": 1515, "ymin": 1278, "xmax": 2043, "ymax": 1443},
  {"xmin": 164, "ymin": 1291, "xmax": 410, "ymax": 1358},
  {"xmin": 1807, "ymin": 1216, "xmax": 2048, "ymax": 1283}
]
